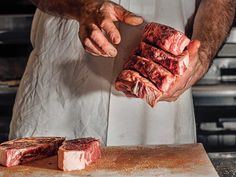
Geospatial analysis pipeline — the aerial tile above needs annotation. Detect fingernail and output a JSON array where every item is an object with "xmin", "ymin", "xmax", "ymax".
[
  {"xmin": 126, "ymin": 15, "xmax": 144, "ymax": 25},
  {"xmin": 112, "ymin": 35, "xmax": 121, "ymax": 44},
  {"xmin": 108, "ymin": 48, "xmax": 117, "ymax": 57}
]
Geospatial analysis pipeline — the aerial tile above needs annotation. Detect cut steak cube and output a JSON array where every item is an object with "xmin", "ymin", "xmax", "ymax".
[
  {"xmin": 137, "ymin": 42, "xmax": 189, "ymax": 75},
  {"xmin": 115, "ymin": 70, "xmax": 162, "ymax": 107},
  {"xmin": 124, "ymin": 55, "xmax": 175, "ymax": 92},
  {"xmin": 142, "ymin": 22, "xmax": 190, "ymax": 56},
  {"xmin": 0, "ymin": 137, "xmax": 65, "ymax": 167},
  {"xmin": 58, "ymin": 137, "xmax": 101, "ymax": 171}
]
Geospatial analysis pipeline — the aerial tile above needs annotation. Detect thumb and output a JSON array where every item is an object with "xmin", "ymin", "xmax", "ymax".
[
  {"xmin": 187, "ymin": 39, "xmax": 201, "ymax": 57},
  {"xmin": 114, "ymin": 5, "xmax": 144, "ymax": 26},
  {"xmin": 187, "ymin": 39, "xmax": 201, "ymax": 68}
]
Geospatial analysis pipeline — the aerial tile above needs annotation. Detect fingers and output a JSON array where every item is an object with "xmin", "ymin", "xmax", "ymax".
[
  {"xmin": 161, "ymin": 41, "xmax": 201, "ymax": 102},
  {"xmin": 79, "ymin": 24, "xmax": 117, "ymax": 57},
  {"xmin": 100, "ymin": 19, "xmax": 121, "ymax": 44},
  {"xmin": 78, "ymin": 1, "xmax": 144, "ymax": 57},
  {"xmin": 84, "ymin": 38, "xmax": 108, "ymax": 57},
  {"xmin": 163, "ymin": 66, "xmax": 196, "ymax": 100},
  {"xmin": 89, "ymin": 24, "xmax": 117, "ymax": 56},
  {"xmin": 79, "ymin": 26, "xmax": 107, "ymax": 56},
  {"xmin": 171, "ymin": 65, "xmax": 202, "ymax": 99},
  {"xmin": 163, "ymin": 60, "xmax": 203, "ymax": 102},
  {"xmin": 99, "ymin": 2, "xmax": 143, "ymax": 43},
  {"xmin": 113, "ymin": 5, "xmax": 144, "ymax": 26},
  {"xmin": 168, "ymin": 41, "xmax": 201, "ymax": 94}
]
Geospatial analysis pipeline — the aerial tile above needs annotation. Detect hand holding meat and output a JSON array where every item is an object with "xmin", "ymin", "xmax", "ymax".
[
  {"xmin": 162, "ymin": 40, "xmax": 204, "ymax": 102},
  {"xmin": 116, "ymin": 23, "xmax": 208, "ymax": 107}
]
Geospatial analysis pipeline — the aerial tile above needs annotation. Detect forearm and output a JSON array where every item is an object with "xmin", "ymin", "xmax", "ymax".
[
  {"xmin": 192, "ymin": 0, "xmax": 236, "ymax": 68},
  {"xmin": 30, "ymin": 0, "xmax": 104, "ymax": 22}
]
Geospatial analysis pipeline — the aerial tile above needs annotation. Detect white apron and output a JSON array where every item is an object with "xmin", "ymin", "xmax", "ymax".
[{"xmin": 9, "ymin": 0, "xmax": 196, "ymax": 146}]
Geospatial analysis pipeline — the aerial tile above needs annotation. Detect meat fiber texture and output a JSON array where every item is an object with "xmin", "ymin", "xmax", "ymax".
[
  {"xmin": 136, "ymin": 42, "xmax": 189, "ymax": 75},
  {"xmin": 124, "ymin": 55, "xmax": 174, "ymax": 92},
  {"xmin": 115, "ymin": 70, "xmax": 162, "ymax": 107},
  {"xmin": 0, "ymin": 137, "xmax": 65, "ymax": 167},
  {"xmin": 115, "ymin": 22, "xmax": 190, "ymax": 107},
  {"xmin": 58, "ymin": 137, "xmax": 101, "ymax": 171},
  {"xmin": 142, "ymin": 22, "xmax": 190, "ymax": 56}
]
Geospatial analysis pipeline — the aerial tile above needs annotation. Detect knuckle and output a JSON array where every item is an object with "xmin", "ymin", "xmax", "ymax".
[
  {"xmin": 97, "ymin": 38, "xmax": 107, "ymax": 48},
  {"xmin": 89, "ymin": 23, "xmax": 97, "ymax": 30},
  {"xmin": 100, "ymin": 42, "xmax": 109, "ymax": 50},
  {"xmin": 124, "ymin": 11, "xmax": 132, "ymax": 17},
  {"xmin": 90, "ymin": 30, "xmax": 100, "ymax": 39},
  {"xmin": 100, "ymin": 19, "xmax": 110, "ymax": 28},
  {"xmin": 83, "ymin": 38, "xmax": 91, "ymax": 47},
  {"xmin": 100, "ymin": 1, "xmax": 112, "ymax": 11},
  {"xmin": 107, "ymin": 30, "xmax": 116, "ymax": 39},
  {"xmin": 107, "ymin": 31, "xmax": 112, "ymax": 37}
]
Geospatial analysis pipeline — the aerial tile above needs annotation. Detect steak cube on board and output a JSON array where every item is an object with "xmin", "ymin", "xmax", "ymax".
[
  {"xmin": 137, "ymin": 42, "xmax": 189, "ymax": 75},
  {"xmin": 142, "ymin": 22, "xmax": 190, "ymax": 56},
  {"xmin": 124, "ymin": 55, "xmax": 175, "ymax": 92},
  {"xmin": 0, "ymin": 137, "xmax": 65, "ymax": 167},
  {"xmin": 115, "ymin": 70, "xmax": 162, "ymax": 107},
  {"xmin": 58, "ymin": 137, "xmax": 101, "ymax": 171}
]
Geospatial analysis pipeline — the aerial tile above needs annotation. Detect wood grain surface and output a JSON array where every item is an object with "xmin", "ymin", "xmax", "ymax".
[{"xmin": 0, "ymin": 143, "xmax": 219, "ymax": 177}]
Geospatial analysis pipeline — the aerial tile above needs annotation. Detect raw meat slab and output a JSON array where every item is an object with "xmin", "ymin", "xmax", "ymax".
[{"xmin": 0, "ymin": 137, "xmax": 65, "ymax": 167}]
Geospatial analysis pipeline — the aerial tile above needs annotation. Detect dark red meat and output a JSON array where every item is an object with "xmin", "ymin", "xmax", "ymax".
[
  {"xmin": 58, "ymin": 137, "xmax": 101, "ymax": 171},
  {"xmin": 124, "ymin": 55, "xmax": 175, "ymax": 92},
  {"xmin": 115, "ymin": 22, "xmax": 190, "ymax": 106},
  {"xmin": 136, "ymin": 42, "xmax": 189, "ymax": 75},
  {"xmin": 142, "ymin": 22, "xmax": 190, "ymax": 56},
  {"xmin": 0, "ymin": 137, "xmax": 65, "ymax": 167},
  {"xmin": 115, "ymin": 70, "xmax": 162, "ymax": 107}
]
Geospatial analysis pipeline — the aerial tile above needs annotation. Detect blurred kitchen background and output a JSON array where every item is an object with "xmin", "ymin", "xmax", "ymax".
[
  {"xmin": 0, "ymin": 0, "xmax": 236, "ymax": 153},
  {"xmin": 0, "ymin": 0, "xmax": 35, "ymax": 143},
  {"xmin": 193, "ymin": 17, "xmax": 236, "ymax": 153}
]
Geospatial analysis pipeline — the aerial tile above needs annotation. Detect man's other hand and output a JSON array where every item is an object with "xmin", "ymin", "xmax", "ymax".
[
  {"xmin": 161, "ymin": 40, "xmax": 210, "ymax": 101},
  {"xmin": 79, "ymin": 1, "xmax": 143, "ymax": 57}
]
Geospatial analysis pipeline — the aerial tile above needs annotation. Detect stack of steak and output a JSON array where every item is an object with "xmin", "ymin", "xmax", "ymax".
[{"xmin": 115, "ymin": 22, "xmax": 191, "ymax": 107}]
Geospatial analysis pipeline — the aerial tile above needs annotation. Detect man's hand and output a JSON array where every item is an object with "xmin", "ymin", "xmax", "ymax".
[
  {"xmin": 162, "ymin": 0, "xmax": 235, "ymax": 102},
  {"xmin": 161, "ymin": 40, "xmax": 206, "ymax": 102},
  {"xmin": 31, "ymin": 0, "xmax": 143, "ymax": 57},
  {"xmin": 78, "ymin": 1, "xmax": 143, "ymax": 57}
]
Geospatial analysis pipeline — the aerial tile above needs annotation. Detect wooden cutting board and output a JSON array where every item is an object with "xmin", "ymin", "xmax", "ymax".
[{"xmin": 0, "ymin": 143, "xmax": 219, "ymax": 177}]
